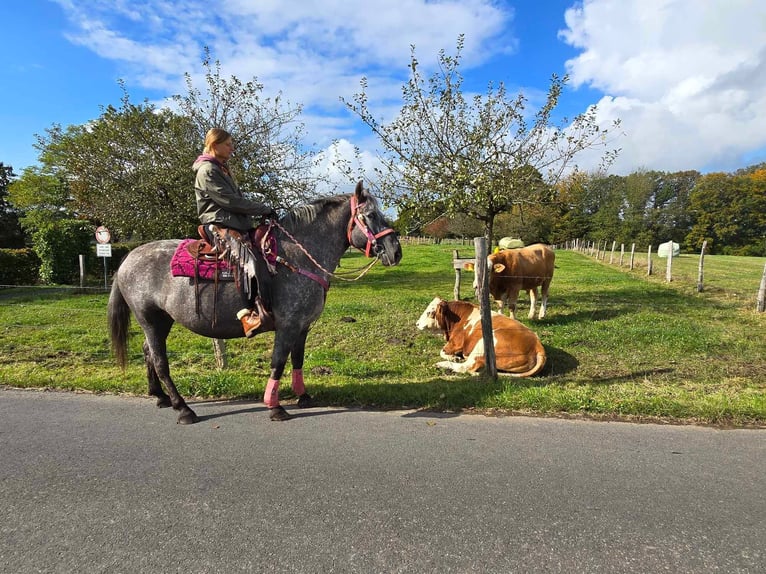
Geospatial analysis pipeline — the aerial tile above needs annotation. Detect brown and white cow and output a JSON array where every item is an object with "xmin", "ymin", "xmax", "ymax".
[
  {"xmin": 469, "ymin": 243, "xmax": 555, "ymax": 320},
  {"xmin": 416, "ymin": 297, "xmax": 546, "ymax": 377}
]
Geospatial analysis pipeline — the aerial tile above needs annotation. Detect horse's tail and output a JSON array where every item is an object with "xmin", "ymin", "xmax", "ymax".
[{"xmin": 107, "ymin": 274, "xmax": 131, "ymax": 370}]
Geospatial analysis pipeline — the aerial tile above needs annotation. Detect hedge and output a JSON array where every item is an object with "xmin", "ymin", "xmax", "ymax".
[{"xmin": 0, "ymin": 248, "xmax": 41, "ymax": 286}]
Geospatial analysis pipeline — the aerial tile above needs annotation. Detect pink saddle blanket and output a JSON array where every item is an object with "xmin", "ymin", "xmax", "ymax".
[{"xmin": 170, "ymin": 239, "xmax": 234, "ymax": 281}]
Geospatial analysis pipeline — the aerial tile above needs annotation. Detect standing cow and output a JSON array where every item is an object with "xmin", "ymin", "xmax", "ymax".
[
  {"xmin": 416, "ymin": 297, "xmax": 546, "ymax": 377},
  {"xmin": 469, "ymin": 243, "xmax": 555, "ymax": 320}
]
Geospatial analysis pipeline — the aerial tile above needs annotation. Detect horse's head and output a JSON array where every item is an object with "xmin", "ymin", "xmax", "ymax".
[{"xmin": 347, "ymin": 181, "xmax": 402, "ymax": 266}]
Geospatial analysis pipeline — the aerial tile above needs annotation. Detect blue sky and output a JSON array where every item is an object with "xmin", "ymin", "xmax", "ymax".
[{"xmin": 3, "ymin": 0, "xmax": 765, "ymax": 179}]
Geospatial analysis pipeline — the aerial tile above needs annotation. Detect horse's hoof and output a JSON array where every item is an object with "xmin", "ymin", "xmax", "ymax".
[
  {"xmin": 269, "ymin": 406, "xmax": 292, "ymax": 421},
  {"xmin": 177, "ymin": 409, "xmax": 200, "ymax": 425},
  {"xmin": 156, "ymin": 396, "xmax": 172, "ymax": 408},
  {"xmin": 297, "ymin": 393, "xmax": 313, "ymax": 409}
]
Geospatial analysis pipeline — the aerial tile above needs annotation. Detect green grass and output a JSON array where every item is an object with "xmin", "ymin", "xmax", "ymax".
[{"xmin": 1, "ymin": 245, "xmax": 764, "ymax": 427}]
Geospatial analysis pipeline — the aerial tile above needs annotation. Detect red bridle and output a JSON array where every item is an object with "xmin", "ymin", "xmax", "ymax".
[{"xmin": 347, "ymin": 195, "xmax": 396, "ymax": 258}]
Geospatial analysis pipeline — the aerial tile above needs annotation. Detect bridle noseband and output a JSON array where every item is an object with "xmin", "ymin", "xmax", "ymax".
[{"xmin": 347, "ymin": 195, "xmax": 396, "ymax": 258}]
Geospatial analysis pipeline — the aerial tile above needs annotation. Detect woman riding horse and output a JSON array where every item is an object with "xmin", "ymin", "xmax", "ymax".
[
  {"xmin": 193, "ymin": 128, "xmax": 275, "ymax": 337},
  {"xmin": 109, "ymin": 182, "xmax": 402, "ymax": 423}
]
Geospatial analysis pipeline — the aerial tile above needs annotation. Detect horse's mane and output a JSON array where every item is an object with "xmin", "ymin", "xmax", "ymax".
[{"xmin": 282, "ymin": 194, "xmax": 347, "ymax": 227}]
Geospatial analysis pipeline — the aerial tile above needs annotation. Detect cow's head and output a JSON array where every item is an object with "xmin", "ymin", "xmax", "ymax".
[
  {"xmin": 464, "ymin": 257, "xmax": 505, "ymax": 292},
  {"xmin": 416, "ymin": 296, "xmax": 446, "ymax": 331}
]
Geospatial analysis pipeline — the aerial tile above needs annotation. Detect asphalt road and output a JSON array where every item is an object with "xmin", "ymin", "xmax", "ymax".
[{"xmin": 1, "ymin": 388, "xmax": 764, "ymax": 573}]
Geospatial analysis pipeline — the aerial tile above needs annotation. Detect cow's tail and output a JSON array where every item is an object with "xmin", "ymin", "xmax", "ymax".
[
  {"xmin": 107, "ymin": 275, "xmax": 131, "ymax": 370},
  {"xmin": 500, "ymin": 350, "xmax": 547, "ymax": 378}
]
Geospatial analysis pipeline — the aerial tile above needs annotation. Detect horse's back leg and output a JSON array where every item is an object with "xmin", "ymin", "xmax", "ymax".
[
  {"xmin": 140, "ymin": 315, "xmax": 199, "ymax": 425},
  {"xmin": 143, "ymin": 340, "xmax": 171, "ymax": 408}
]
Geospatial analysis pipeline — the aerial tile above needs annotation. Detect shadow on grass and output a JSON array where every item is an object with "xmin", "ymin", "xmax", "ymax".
[
  {"xmin": 543, "ymin": 346, "xmax": 579, "ymax": 376},
  {"xmin": 584, "ymin": 367, "xmax": 676, "ymax": 385},
  {"xmin": 0, "ymin": 287, "xmax": 106, "ymax": 302}
]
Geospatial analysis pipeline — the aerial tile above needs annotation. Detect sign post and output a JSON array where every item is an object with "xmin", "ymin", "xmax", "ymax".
[{"xmin": 95, "ymin": 226, "xmax": 112, "ymax": 290}]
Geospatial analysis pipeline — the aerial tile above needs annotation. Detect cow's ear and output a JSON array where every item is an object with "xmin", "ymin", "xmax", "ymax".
[
  {"xmin": 493, "ymin": 263, "xmax": 505, "ymax": 273},
  {"xmin": 436, "ymin": 300, "xmax": 448, "ymax": 319},
  {"xmin": 463, "ymin": 262, "xmax": 475, "ymax": 271}
]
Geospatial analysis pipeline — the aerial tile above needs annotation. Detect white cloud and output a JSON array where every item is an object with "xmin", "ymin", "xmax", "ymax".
[
  {"xmin": 52, "ymin": 0, "xmax": 512, "ymax": 150},
  {"xmin": 50, "ymin": 0, "xmax": 766, "ymax": 177},
  {"xmin": 560, "ymin": 0, "xmax": 766, "ymax": 174}
]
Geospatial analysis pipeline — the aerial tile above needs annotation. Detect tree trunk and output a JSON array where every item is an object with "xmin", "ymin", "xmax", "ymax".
[{"xmin": 484, "ymin": 217, "xmax": 495, "ymax": 251}]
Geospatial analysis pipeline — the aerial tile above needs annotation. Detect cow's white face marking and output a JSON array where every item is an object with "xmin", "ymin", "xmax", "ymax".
[
  {"xmin": 473, "ymin": 255, "xmax": 502, "ymax": 290},
  {"xmin": 416, "ymin": 297, "xmax": 442, "ymax": 330}
]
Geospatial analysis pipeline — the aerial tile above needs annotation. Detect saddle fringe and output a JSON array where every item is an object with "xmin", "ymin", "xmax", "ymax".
[{"xmin": 208, "ymin": 226, "xmax": 258, "ymax": 299}]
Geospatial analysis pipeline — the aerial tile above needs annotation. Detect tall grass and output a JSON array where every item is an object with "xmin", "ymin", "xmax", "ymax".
[{"xmin": 1, "ymin": 245, "xmax": 764, "ymax": 426}]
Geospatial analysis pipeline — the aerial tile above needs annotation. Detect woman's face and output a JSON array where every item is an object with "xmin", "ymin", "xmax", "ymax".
[{"xmin": 213, "ymin": 138, "xmax": 234, "ymax": 161}]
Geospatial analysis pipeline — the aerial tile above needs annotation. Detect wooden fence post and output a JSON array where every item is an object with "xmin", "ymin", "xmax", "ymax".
[
  {"xmin": 647, "ymin": 246, "xmax": 653, "ymax": 276},
  {"xmin": 697, "ymin": 240, "xmax": 707, "ymax": 293},
  {"xmin": 474, "ymin": 237, "xmax": 497, "ymax": 380},
  {"xmin": 619, "ymin": 244, "xmax": 625, "ymax": 267},
  {"xmin": 757, "ymin": 262, "xmax": 766, "ymax": 313},
  {"xmin": 212, "ymin": 338, "xmax": 227, "ymax": 370},
  {"xmin": 666, "ymin": 241, "xmax": 676, "ymax": 282},
  {"xmin": 453, "ymin": 249, "xmax": 461, "ymax": 300},
  {"xmin": 629, "ymin": 243, "xmax": 635, "ymax": 270},
  {"xmin": 609, "ymin": 241, "xmax": 616, "ymax": 264}
]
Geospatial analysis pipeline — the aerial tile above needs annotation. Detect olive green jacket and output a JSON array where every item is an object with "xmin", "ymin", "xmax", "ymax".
[{"xmin": 193, "ymin": 156, "xmax": 270, "ymax": 231}]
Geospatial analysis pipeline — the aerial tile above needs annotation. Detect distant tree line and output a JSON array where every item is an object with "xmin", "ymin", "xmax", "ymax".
[{"xmin": 414, "ymin": 165, "xmax": 766, "ymax": 256}]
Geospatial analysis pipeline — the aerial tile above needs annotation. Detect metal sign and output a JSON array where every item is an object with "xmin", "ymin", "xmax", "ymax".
[
  {"xmin": 96, "ymin": 243, "xmax": 112, "ymax": 258},
  {"xmin": 95, "ymin": 226, "xmax": 111, "ymax": 244}
]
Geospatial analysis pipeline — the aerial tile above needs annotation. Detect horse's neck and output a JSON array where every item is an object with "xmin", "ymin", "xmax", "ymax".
[{"xmin": 282, "ymin": 201, "xmax": 350, "ymax": 268}]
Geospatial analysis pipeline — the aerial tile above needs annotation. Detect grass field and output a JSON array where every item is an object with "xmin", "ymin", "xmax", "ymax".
[{"xmin": 1, "ymin": 244, "xmax": 764, "ymax": 427}]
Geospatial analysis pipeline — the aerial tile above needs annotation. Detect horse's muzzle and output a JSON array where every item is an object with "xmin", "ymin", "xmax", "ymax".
[{"xmin": 379, "ymin": 239, "xmax": 403, "ymax": 266}]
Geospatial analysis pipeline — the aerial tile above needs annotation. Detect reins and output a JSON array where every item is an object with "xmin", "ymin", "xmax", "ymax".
[{"xmin": 266, "ymin": 196, "xmax": 389, "ymax": 287}]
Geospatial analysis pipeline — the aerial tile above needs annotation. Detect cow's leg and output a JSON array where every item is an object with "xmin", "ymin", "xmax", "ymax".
[
  {"xmin": 440, "ymin": 349, "xmax": 462, "ymax": 361},
  {"xmin": 507, "ymin": 289, "xmax": 520, "ymax": 320},
  {"xmin": 498, "ymin": 293, "xmax": 508, "ymax": 315},
  {"xmin": 528, "ymin": 287, "xmax": 539, "ymax": 319},
  {"xmin": 436, "ymin": 355, "xmax": 483, "ymax": 375},
  {"xmin": 539, "ymin": 279, "xmax": 551, "ymax": 319},
  {"xmin": 437, "ymin": 339, "xmax": 485, "ymax": 375}
]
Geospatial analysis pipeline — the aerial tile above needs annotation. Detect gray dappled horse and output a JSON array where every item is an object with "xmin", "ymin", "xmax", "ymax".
[{"xmin": 108, "ymin": 182, "xmax": 402, "ymax": 423}]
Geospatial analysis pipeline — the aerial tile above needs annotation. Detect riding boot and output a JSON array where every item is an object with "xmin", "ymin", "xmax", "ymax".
[
  {"xmin": 237, "ymin": 308, "xmax": 261, "ymax": 338},
  {"xmin": 254, "ymin": 297, "xmax": 275, "ymax": 331}
]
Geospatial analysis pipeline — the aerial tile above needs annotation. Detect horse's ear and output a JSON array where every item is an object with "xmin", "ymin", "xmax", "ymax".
[{"xmin": 354, "ymin": 180, "xmax": 366, "ymax": 200}]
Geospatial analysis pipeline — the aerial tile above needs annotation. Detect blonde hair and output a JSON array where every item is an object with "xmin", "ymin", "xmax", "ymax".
[{"xmin": 203, "ymin": 128, "xmax": 232, "ymax": 154}]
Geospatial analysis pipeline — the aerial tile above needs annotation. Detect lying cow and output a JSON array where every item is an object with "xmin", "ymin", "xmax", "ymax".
[
  {"xmin": 469, "ymin": 243, "xmax": 555, "ymax": 320},
  {"xmin": 416, "ymin": 297, "xmax": 546, "ymax": 377}
]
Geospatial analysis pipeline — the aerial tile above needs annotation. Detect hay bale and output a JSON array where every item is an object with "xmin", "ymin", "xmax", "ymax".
[
  {"xmin": 498, "ymin": 237, "xmax": 524, "ymax": 250},
  {"xmin": 657, "ymin": 241, "xmax": 680, "ymax": 258}
]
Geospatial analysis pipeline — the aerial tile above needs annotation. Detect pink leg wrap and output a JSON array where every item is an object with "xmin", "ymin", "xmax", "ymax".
[
  {"xmin": 291, "ymin": 369, "xmax": 305, "ymax": 396},
  {"xmin": 264, "ymin": 378, "xmax": 280, "ymax": 408}
]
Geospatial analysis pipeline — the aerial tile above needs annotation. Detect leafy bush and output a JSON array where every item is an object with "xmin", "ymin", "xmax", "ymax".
[
  {"xmin": 31, "ymin": 220, "xmax": 92, "ymax": 284},
  {"xmin": 0, "ymin": 248, "xmax": 40, "ymax": 285}
]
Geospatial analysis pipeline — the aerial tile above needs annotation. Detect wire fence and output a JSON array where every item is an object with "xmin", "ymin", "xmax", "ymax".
[
  {"xmin": 3, "ymin": 236, "xmax": 766, "ymax": 312},
  {"xmin": 558, "ymin": 238, "xmax": 766, "ymax": 312}
]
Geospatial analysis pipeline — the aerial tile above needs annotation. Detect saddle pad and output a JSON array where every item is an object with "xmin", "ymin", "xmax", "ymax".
[{"xmin": 170, "ymin": 239, "xmax": 234, "ymax": 281}]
